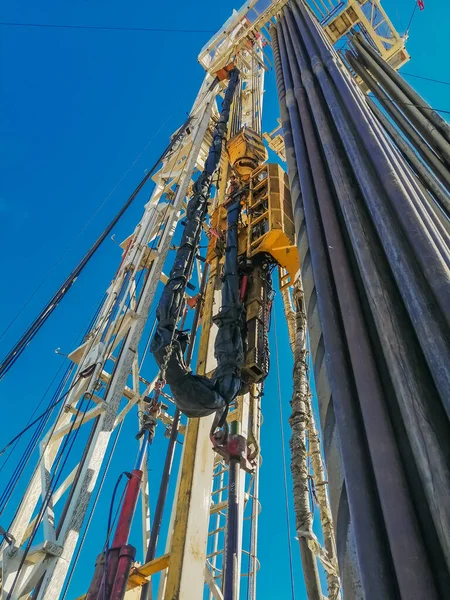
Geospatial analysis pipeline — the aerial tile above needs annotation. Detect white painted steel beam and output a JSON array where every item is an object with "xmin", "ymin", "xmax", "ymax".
[{"xmin": 0, "ymin": 73, "xmax": 217, "ymax": 600}]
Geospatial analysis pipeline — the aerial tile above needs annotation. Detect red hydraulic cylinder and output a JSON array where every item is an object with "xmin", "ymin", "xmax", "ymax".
[
  {"xmin": 112, "ymin": 469, "xmax": 143, "ymax": 547},
  {"xmin": 86, "ymin": 469, "xmax": 143, "ymax": 600},
  {"xmin": 110, "ymin": 545, "xmax": 137, "ymax": 600}
]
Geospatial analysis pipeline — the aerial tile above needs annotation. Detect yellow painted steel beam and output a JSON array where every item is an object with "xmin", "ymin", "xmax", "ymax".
[
  {"xmin": 324, "ymin": 0, "xmax": 409, "ymax": 70},
  {"xmin": 73, "ymin": 555, "xmax": 171, "ymax": 600},
  {"xmin": 127, "ymin": 554, "xmax": 171, "ymax": 590},
  {"xmin": 247, "ymin": 163, "xmax": 299, "ymax": 283}
]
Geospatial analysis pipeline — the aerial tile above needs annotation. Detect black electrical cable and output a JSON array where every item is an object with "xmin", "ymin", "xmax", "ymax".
[
  {"xmin": 0, "ymin": 289, "xmax": 106, "ymax": 517},
  {"xmin": 0, "ymin": 117, "xmax": 193, "ymax": 381},
  {"xmin": 401, "ymin": 72, "xmax": 450, "ymax": 87},
  {"xmin": 405, "ymin": 2, "xmax": 418, "ymax": 34},
  {"xmin": 0, "ymin": 365, "xmax": 75, "ymax": 515},
  {"xmin": 60, "ymin": 421, "xmax": 124, "ymax": 600},
  {"xmin": 0, "ymin": 380, "xmax": 75, "ymax": 457},
  {"xmin": 101, "ymin": 471, "xmax": 129, "ymax": 600},
  {"xmin": 0, "ymin": 362, "xmax": 68, "ymax": 474},
  {"xmin": 0, "ymin": 372, "xmax": 83, "ymax": 458},
  {"xmin": 0, "ymin": 21, "xmax": 216, "ymax": 34},
  {"xmin": 1, "ymin": 360, "xmax": 99, "ymax": 564},
  {"xmin": 4, "ymin": 372, "xmax": 95, "ymax": 531},
  {"xmin": 367, "ymin": 93, "xmax": 450, "ymax": 116},
  {"xmin": 5, "ymin": 386, "xmax": 95, "ymax": 600}
]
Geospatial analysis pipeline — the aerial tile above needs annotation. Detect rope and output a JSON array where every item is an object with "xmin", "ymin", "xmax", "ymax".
[{"xmin": 273, "ymin": 308, "xmax": 296, "ymax": 600}]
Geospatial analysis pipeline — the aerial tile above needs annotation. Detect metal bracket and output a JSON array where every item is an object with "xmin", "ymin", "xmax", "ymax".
[
  {"xmin": 210, "ymin": 432, "xmax": 255, "ymax": 473},
  {"xmin": 136, "ymin": 397, "xmax": 162, "ymax": 441},
  {"xmin": 0, "ymin": 525, "xmax": 15, "ymax": 546}
]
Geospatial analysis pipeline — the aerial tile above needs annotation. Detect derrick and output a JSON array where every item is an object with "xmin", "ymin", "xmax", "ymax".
[{"xmin": 0, "ymin": 2, "xmax": 449, "ymax": 600}]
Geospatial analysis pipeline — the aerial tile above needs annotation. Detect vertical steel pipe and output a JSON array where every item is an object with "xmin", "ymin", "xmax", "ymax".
[
  {"xmin": 272, "ymin": 22, "xmax": 363, "ymax": 599},
  {"xmin": 354, "ymin": 33, "xmax": 450, "ymax": 145},
  {"xmin": 224, "ymin": 457, "xmax": 240, "ymax": 600},
  {"xmin": 363, "ymin": 89, "xmax": 450, "ymax": 214},
  {"xmin": 343, "ymin": 54, "xmax": 450, "ymax": 264},
  {"xmin": 279, "ymin": 15, "xmax": 394, "ymax": 599},
  {"xmin": 351, "ymin": 36, "xmax": 450, "ymax": 166},
  {"xmin": 299, "ymin": 0, "xmax": 450, "ymax": 569},
  {"xmin": 274, "ymin": 1, "xmax": 450, "ymax": 596},
  {"xmin": 294, "ymin": 0, "xmax": 450, "ymax": 406},
  {"xmin": 346, "ymin": 51, "xmax": 450, "ymax": 194},
  {"xmin": 282, "ymin": 7, "xmax": 437, "ymax": 599},
  {"xmin": 338, "ymin": 51, "xmax": 450, "ymax": 247},
  {"xmin": 364, "ymin": 92, "xmax": 450, "ymax": 223}
]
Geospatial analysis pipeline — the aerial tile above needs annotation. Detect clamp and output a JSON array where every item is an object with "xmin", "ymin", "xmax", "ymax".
[{"xmin": 210, "ymin": 428, "xmax": 256, "ymax": 473}]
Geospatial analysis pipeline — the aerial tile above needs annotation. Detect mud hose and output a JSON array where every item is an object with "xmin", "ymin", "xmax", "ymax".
[
  {"xmin": 151, "ymin": 68, "xmax": 244, "ymax": 418},
  {"xmin": 152, "ymin": 198, "xmax": 244, "ymax": 417}
]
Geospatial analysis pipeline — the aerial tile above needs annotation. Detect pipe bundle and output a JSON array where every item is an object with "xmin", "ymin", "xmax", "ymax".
[
  {"xmin": 347, "ymin": 34, "xmax": 450, "ymax": 217},
  {"xmin": 273, "ymin": 2, "xmax": 450, "ymax": 599}
]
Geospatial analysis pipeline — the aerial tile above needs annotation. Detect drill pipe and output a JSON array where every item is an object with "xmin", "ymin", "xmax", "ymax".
[
  {"xmin": 362, "ymin": 85, "xmax": 450, "ymax": 219},
  {"xmin": 295, "ymin": 0, "xmax": 450, "ymax": 402},
  {"xmin": 279, "ymin": 14, "xmax": 394, "ymax": 599},
  {"xmin": 346, "ymin": 50, "xmax": 450, "ymax": 195},
  {"xmin": 354, "ymin": 33, "xmax": 450, "ymax": 146},
  {"xmin": 275, "ymin": 0, "xmax": 450, "ymax": 595},
  {"xmin": 271, "ymin": 23, "xmax": 362, "ymax": 598},
  {"xmin": 284, "ymin": 5, "xmax": 438, "ymax": 598}
]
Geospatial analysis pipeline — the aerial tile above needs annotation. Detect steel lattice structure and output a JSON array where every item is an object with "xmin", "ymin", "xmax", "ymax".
[{"xmin": 2, "ymin": 1, "xmax": 449, "ymax": 600}]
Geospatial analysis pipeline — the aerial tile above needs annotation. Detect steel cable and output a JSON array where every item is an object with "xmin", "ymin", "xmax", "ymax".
[
  {"xmin": 0, "ymin": 115, "xmax": 193, "ymax": 380},
  {"xmin": 273, "ymin": 308, "xmax": 296, "ymax": 600}
]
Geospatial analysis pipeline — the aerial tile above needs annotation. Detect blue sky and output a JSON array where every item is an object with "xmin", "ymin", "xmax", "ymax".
[{"xmin": 0, "ymin": 1, "xmax": 448, "ymax": 598}]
